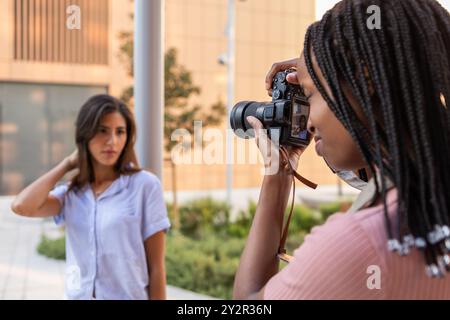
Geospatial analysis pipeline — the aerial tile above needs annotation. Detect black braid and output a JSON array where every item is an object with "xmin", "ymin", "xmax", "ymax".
[
  {"xmin": 373, "ymin": 1, "xmax": 426, "ymax": 246},
  {"xmin": 402, "ymin": 1, "xmax": 443, "ymax": 226},
  {"xmin": 304, "ymin": 0, "xmax": 450, "ymax": 276},
  {"xmin": 387, "ymin": 3, "xmax": 431, "ymax": 243}
]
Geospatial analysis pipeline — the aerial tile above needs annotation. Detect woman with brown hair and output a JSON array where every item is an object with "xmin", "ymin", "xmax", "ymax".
[{"xmin": 11, "ymin": 94, "xmax": 170, "ymax": 300}]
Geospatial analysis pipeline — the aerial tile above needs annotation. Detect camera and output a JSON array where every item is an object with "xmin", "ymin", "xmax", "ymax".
[{"xmin": 230, "ymin": 69, "xmax": 311, "ymax": 148}]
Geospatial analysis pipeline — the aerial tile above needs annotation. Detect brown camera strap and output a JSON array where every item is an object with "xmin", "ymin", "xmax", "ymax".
[{"xmin": 277, "ymin": 146, "xmax": 318, "ymax": 263}]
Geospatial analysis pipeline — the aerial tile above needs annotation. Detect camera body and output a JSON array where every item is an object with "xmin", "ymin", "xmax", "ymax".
[{"xmin": 230, "ymin": 69, "xmax": 311, "ymax": 148}]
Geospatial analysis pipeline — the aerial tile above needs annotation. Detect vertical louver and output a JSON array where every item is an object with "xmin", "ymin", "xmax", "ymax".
[{"xmin": 13, "ymin": 0, "xmax": 109, "ymax": 64}]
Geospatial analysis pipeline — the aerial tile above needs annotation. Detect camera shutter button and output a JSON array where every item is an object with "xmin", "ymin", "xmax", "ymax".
[
  {"xmin": 277, "ymin": 73, "xmax": 285, "ymax": 82},
  {"xmin": 272, "ymin": 90, "xmax": 281, "ymax": 100}
]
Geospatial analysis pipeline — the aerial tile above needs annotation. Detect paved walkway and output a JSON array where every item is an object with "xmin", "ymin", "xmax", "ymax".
[
  {"xmin": 0, "ymin": 198, "xmax": 65, "ymax": 299},
  {"xmin": 0, "ymin": 196, "xmax": 215, "ymax": 300}
]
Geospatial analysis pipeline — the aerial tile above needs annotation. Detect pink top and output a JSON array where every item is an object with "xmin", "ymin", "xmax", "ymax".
[{"xmin": 264, "ymin": 188, "xmax": 450, "ymax": 299}]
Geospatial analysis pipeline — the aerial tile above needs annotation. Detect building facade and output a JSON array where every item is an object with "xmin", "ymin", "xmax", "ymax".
[{"xmin": 0, "ymin": 0, "xmax": 338, "ymax": 195}]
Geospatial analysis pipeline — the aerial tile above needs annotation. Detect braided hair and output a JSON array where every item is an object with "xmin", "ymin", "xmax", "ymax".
[{"xmin": 304, "ymin": 0, "xmax": 450, "ymax": 277}]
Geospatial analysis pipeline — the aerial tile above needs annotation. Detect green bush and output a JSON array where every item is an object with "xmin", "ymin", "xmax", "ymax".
[
  {"xmin": 227, "ymin": 201, "xmax": 324, "ymax": 238},
  {"xmin": 288, "ymin": 204, "xmax": 324, "ymax": 234},
  {"xmin": 226, "ymin": 200, "xmax": 256, "ymax": 238},
  {"xmin": 37, "ymin": 235, "xmax": 66, "ymax": 260},
  {"xmin": 166, "ymin": 232, "xmax": 245, "ymax": 299},
  {"xmin": 173, "ymin": 198, "xmax": 231, "ymax": 239},
  {"xmin": 285, "ymin": 231, "xmax": 306, "ymax": 254},
  {"xmin": 319, "ymin": 201, "xmax": 350, "ymax": 221},
  {"xmin": 168, "ymin": 197, "xmax": 337, "ymax": 240}
]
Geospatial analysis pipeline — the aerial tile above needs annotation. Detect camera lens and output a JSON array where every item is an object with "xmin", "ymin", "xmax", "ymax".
[{"xmin": 230, "ymin": 101, "xmax": 265, "ymax": 139}]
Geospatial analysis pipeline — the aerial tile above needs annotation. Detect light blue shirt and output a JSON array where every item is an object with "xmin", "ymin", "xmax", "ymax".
[{"xmin": 50, "ymin": 170, "xmax": 171, "ymax": 300}]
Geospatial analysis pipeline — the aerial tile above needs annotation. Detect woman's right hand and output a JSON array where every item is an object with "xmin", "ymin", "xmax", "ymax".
[
  {"xmin": 12, "ymin": 150, "xmax": 76, "ymax": 217},
  {"xmin": 64, "ymin": 149, "xmax": 79, "ymax": 171},
  {"xmin": 265, "ymin": 58, "xmax": 300, "ymax": 96}
]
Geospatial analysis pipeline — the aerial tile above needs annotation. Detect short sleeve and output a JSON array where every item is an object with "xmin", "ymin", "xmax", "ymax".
[
  {"xmin": 49, "ymin": 184, "xmax": 69, "ymax": 226},
  {"xmin": 142, "ymin": 177, "xmax": 171, "ymax": 240},
  {"xmin": 264, "ymin": 213, "xmax": 388, "ymax": 300}
]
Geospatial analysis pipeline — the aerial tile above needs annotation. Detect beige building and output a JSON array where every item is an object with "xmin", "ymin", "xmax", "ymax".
[{"xmin": 0, "ymin": 0, "xmax": 337, "ymax": 195}]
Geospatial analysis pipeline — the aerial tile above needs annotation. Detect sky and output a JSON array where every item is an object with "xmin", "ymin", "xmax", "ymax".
[{"xmin": 315, "ymin": 0, "xmax": 450, "ymax": 20}]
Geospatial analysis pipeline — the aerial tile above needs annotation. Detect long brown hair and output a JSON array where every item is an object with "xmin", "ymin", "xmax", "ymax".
[{"xmin": 69, "ymin": 94, "xmax": 140, "ymax": 191}]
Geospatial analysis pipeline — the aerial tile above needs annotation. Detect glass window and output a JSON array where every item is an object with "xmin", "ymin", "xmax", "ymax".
[{"xmin": 0, "ymin": 83, "xmax": 106, "ymax": 194}]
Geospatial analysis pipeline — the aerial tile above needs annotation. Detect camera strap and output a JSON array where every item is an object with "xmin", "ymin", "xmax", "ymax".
[{"xmin": 277, "ymin": 146, "xmax": 318, "ymax": 263}]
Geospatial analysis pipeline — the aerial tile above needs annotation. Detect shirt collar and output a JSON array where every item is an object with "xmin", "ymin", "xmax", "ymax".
[
  {"xmin": 89, "ymin": 174, "xmax": 131, "ymax": 201},
  {"xmin": 347, "ymin": 172, "xmax": 395, "ymax": 213}
]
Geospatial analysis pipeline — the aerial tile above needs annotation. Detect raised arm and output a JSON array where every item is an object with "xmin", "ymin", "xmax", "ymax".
[{"xmin": 11, "ymin": 150, "xmax": 78, "ymax": 218}]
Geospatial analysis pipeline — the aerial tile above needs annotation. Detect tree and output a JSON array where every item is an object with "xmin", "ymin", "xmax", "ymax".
[{"xmin": 118, "ymin": 30, "xmax": 226, "ymax": 229}]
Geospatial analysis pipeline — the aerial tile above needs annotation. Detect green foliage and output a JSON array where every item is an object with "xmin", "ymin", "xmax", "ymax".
[
  {"xmin": 37, "ymin": 235, "xmax": 65, "ymax": 260},
  {"xmin": 226, "ymin": 200, "xmax": 256, "ymax": 238},
  {"xmin": 288, "ymin": 204, "xmax": 324, "ymax": 234},
  {"xmin": 319, "ymin": 200, "xmax": 352, "ymax": 221},
  {"xmin": 285, "ymin": 232, "xmax": 306, "ymax": 254},
  {"xmin": 177, "ymin": 197, "xmax": 231, "ymax": 239},
  {"xmin": 166, "ymin": 232, "xmax": 245, "ymax": 299},
  {"xmin": 117, "ymin": 31, "xmax": 134, "ymax": 77},
  {"xmin": 170, "ymin": 197, "xmax": 340, "ymax": 241}
]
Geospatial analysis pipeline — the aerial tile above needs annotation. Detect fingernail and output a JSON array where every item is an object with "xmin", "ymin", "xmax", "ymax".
[{"xmin": 246, "ymin": 116, "xmax": 254, "ymax": 125}]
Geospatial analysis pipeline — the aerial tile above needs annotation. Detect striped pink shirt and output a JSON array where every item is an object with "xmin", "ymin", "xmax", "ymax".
[{"xmin": 264, "ymin": 188, "xmax": 450, "ymax": 299}]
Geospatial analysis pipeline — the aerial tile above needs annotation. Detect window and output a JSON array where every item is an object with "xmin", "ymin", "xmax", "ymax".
[{"xmin": 0, "ymin": 82, "xmax": 106, "ymax": 194}]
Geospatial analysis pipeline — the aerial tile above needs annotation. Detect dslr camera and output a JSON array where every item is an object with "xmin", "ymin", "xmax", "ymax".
[{"xmin": 230, "ymin": 69, "xmax": 311, "ymax": 147}]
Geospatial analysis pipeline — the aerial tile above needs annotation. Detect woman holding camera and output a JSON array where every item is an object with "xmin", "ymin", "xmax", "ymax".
[
  {"xmin": 11, "ymin": 94, "xmax": 170, "ymax": 300},
  {"xmin": 233, "ymin": 0, "xmax": 450, "ymax": 299}
]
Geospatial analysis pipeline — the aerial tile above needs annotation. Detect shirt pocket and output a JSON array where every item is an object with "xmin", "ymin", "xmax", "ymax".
[
  {"xmin": 100, "ymin": 202, "xmax": 141, "ymax": 252},
  {"xmin": 119, "ymin": 203, "xmax": 138, "ymax": 218},
  {"xmin": 104, "ymin": 200, "xmax": 138, "ymax": 221}
]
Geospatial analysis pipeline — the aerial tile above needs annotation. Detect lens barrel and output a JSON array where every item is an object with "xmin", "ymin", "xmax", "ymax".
[{"xmin": 230, "ymin": 101, "xmax": 264, "ymax": 138}]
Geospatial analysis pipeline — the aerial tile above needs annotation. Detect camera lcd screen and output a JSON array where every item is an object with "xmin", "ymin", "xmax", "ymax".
[{"xmin": 291, "ymin": 99, "xmax": 310, "ymax": 141}]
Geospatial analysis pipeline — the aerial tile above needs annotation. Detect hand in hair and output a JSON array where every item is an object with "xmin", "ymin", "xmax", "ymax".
[
  {"xmin": 64, "ymin": 149, "xmax": 79, "ymax": 172},
  {"xmin": 265, "ymin": 58, "xmax": 300, "ymax": 96}
]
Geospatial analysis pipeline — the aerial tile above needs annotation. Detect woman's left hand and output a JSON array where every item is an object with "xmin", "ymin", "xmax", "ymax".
[{"xmin": 246, "ymin": 116, "xmax": 308, "ymax": 176}]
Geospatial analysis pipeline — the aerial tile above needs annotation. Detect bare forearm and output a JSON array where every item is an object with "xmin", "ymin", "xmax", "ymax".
[
  {"xmin": 233, "ymin": 173, "xmax": 293, "ymax": 299},
  {"xmin": 13, "ymin": 159, "xmax": 70, "ymax": 213},
  {"xmin": 149, "ymin": 268, "xmax": 167, "ymax": 300}
]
